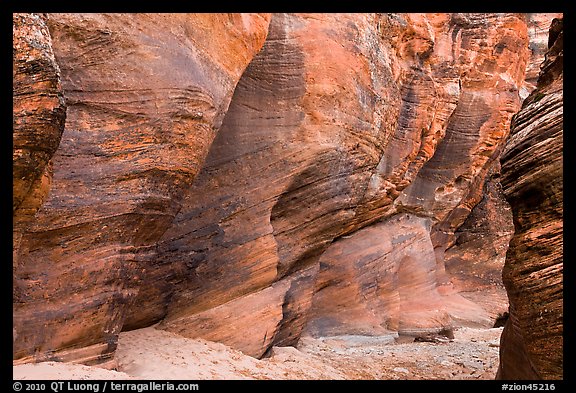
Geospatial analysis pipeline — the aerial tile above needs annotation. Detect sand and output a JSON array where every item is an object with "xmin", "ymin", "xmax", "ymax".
[
  {"xmin": 13, "ymin": 362, "xmax": 132, "ymax": 380},
  {"xmin": 13, "ymin": 326, "xmax": 503, "ymax": 380}
]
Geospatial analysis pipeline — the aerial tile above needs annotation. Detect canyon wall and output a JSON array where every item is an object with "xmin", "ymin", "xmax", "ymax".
[
  {"xmin": 13, "ymin": 13, "xmax": 271, "ymax": 365},
  {"xmin": 153, "ymin": 13, "xmax": 530, "ymax": 356},
  {"xmin": 522, "ymin": 13, "xmax": 563, "ymax": 98},
  {"xmin": 13, "ymin": 12, "xmax": 67, "ymax": 295},
  {"xmin": 498, "ymin": 17, "xmax": 563, "ymax": 380},
  {"xmin": 13, "ymin": 12, "xmax": 560, "ymax": 374}
]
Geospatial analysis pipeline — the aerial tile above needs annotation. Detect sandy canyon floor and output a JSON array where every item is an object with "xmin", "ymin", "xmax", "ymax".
[{"xmin": 14, "ymin": 326, "xmax": 503, "ymax": 380}]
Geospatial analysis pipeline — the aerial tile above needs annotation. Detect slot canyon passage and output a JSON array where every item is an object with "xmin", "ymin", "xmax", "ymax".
[{"xmin": 13, "ymin": 13, "xmax": 563, "ymax": 380}]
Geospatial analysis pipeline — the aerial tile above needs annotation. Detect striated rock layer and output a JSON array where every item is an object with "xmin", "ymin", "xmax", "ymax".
[
  {"xmin": 13, "ymin": 13, "xmax": 271, "ymax": 365},
  {"xmin": 140, "ymin": 12, "xmax": 400, "ymax": 352},
  {"xmin": 13, "ymin": 13, "xmax": 558, "ymax": 366},
  {"xmin": 146, "ymin": 12, "xmax": 530, "ymax": 356},
  {"xmin": 13, "ymin": 13, "xmax": 66, "ymax": 292},
  {"xmin": 443, "ymin": 172, "xmax": 513, "ymax": 324},
  {"xmin": 307, "ymin": 13, "xmax": 529, "ymax": 337},
  {"xmin": 497, "ymin": 18, "xmax": 563, "ymax": 380}
]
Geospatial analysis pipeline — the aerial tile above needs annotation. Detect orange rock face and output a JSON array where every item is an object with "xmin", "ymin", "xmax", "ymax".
[
  {"xmin": 13, "ymin": 13, "xmax": 560, "ymax": 369},
  {"xmin": 146, "ymin": 13, "xmax": 531, "ymax": 355},
  {"xmin": 13, "ymin": 13, "xmax": 271, "ymax": 365},
  {"xmin": 13, "ymin": 12, "xmax": 66, "ymax": 279},
  {"xmin": 498, "ymin": 18, "xmax": 563, "ymax": 380},
  {"xmin": 310, "ymin": 13, "xmax": 531, "ymax": 336}
]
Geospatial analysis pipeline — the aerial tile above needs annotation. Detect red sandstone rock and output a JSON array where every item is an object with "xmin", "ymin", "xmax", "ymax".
[
  {"xmin": 13, "ymin": 13, "xmax": 66, "ymax": 285},
  {"xmin": 13, "ymin": 13, "xmax": 271, "ymax": 365},
  {"xmin": 305, "ymin": 214, "xmax": 456, "ymax": 338},
  {"xmin": 306, "ymin": 13, "xmax": 530, "ymax": 337},
  {"xmin": 150, "ymin": 12, "xmax": 400, "ymax": 352},
  {"xmin": 13, "ymin": 13, "xmax": 557, "ymax": 366},
  {"xmin": 497, "ymin": 17, "xmax": 563, "ymax": 380},
  {"xmin": 160, "ymin": 278, "xmax": 290, "ymax": 358},
  {"xmin": 152, "ymin": 13, "xmax": 530, "ymax": 356},
  {"xmin": 443, "ymin": 173, "xmax": 513, "ymax": 324}
]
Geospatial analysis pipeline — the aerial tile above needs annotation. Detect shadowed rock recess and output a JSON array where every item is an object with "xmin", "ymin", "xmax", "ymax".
[{"xmin": 13, "ymin": 13, "xmax": 562, "ymax": 379}]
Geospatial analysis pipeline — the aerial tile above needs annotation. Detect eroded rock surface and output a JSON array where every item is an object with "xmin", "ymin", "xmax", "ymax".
[
  {"xmin": 497, "ymin": 17, "xmax": 563, "ymax": 380},
  {"xmin": 151, "ymin": 13, "xmax": 402, "ymax": 353},
  {"xmin": 522, "ymin": 13, "xmax": 563, "ymax": 98},
  {"xmin": 443, "ymin": 173, "xmax": 513, "ymax": 324},
  {"xmin": 151, "ymin": 13, "xmax": 530, "ymax": 355},
  {"xmin": 13, "ymin": 13, "xmax": 271, "ymax": 365},
  {"xmin": 307, "ymin": 13, "xmax": 530, "ymax": 338},
  {"xmin": 13, "ymin": 13, "xmax": 560, "ymax": 368},
  {"xmin": 13, "ymin": 12, "xmax": 66, "ymax": 288}
]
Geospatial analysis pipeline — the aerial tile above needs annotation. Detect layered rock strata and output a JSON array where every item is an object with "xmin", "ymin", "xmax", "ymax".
[
  {"xmin": 497, "ymin": 17, "xmax": 563, "ymax": 380},
  {"xmin": 150, "ymin": 13, "xmax": 530, "ymax": 356},
  {"xmin": 13, "ymin": 13, "xmax": 558, "ymax": 365},
  {"xmin": 13, "ymin": 13, "xmax": 271, "ymax": 365},
  {"xmin": 13, "ymin": 12, "xmax": 66, "ymax": 291}
]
